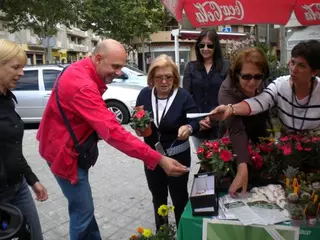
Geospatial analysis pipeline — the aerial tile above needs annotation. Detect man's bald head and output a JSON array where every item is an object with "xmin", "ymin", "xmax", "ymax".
[
  {"xmin": 92, "ymin": 39, "xmax": 126, "ymax": 57},
  {"xmin": 91, "ymin": 38, "xmax": 127, "ymax": 84}
]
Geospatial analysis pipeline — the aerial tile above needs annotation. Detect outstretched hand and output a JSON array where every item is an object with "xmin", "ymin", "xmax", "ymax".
[
  {"xmin": 209, "ymin": 105, "xmax": 233, "ymax": 121},
  {"xmin": 158, "ymin": 156, "xmax": 189, "ymax": 177}
]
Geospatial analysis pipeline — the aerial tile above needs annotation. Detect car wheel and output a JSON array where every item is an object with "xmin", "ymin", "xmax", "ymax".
[{"xmin": 106, "ymin": 101, "xmax": 130, "ymax": 124}]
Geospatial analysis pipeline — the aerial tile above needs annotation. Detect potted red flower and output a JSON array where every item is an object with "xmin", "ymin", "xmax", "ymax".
[
  {"xmin": 129, "ymin": 106, "xmax": 153, "ymax": 137},
  {"xmin": 197, "ymin": 136, "xmax": 236, "ymax": 189}
]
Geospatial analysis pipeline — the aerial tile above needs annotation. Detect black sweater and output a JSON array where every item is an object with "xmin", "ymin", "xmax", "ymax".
[{"xmin": 0, "ymin": 91, "xmax": 38, "ymax": 188}]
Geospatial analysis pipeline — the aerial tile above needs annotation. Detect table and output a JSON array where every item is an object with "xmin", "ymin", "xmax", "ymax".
[{"xmin": 178, "ymin": 201, "xmax": 320, "ymax": 240}]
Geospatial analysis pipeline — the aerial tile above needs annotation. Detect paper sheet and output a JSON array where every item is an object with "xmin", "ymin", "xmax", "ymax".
[{"xmin": 186, "ymin": 113, "xmax": 211, "ymax": 118}]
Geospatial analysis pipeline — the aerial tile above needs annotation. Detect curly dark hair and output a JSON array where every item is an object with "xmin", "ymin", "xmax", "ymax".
[
  {"xmin": 291, "ymin": 40, "xmax": 320, "ymax": 70},
  {"xmin": 195, "ymin": 29, "xmax": 224, "ymax": 72}
]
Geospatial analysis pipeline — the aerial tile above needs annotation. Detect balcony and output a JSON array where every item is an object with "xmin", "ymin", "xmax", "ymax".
[
  {"xmin": 68, "ymin": 42, "xmax": 88, "ymax": 52},
  {"xmin": 55, "ymin": 40, "xmax": 62, "ymax": 49},
  {"xmin": 66, "ymin": 27, "xmax": 88, "ymax": 38},
  {"xmin": 91, "ymin": 33, "xmax": 100, "ymax": 41}
]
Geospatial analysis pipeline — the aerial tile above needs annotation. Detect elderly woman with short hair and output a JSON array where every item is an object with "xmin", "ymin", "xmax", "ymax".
[
  {"xmin": 135, "ymin": 54, "xmax": 200, "ymax": 230},
  {"xmin": 0, "ymin": 39, "xmax": 48, "ymax": 239}
]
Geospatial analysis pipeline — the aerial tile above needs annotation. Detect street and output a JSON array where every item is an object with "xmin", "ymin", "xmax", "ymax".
[{"xmin": 23, "ymin": 125, "xmax": 199, "ymax": 240}]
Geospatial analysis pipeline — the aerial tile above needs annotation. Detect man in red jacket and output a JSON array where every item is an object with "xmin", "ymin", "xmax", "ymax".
[{"xmin": 37, "ymin": 39, "xmax": 188, "ymax": 240}]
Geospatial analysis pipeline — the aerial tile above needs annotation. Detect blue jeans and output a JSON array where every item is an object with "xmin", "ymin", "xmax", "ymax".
[
  {"xmin": 54, "ymin": 168, "xmax": 101, "ymax": 240},
  {"xmin": 0, "ymin": 178, "xmax": 43, "ymax": 240}
]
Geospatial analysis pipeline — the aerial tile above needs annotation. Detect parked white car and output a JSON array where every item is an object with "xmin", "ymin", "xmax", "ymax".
[{"xmin": 12, "ymin": 65, "xmax": 144, "ymax": 124}]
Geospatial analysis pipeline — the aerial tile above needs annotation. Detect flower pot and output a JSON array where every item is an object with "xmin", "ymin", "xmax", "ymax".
[
  {"xmin": 291, "ymin": 219, "xmax": 303, "ymax": 227},
  {"xmin": 306, "ymin": 215, "xmax": 317, "ymax": 227},
  {"xmin": 198, "ymin": 163, "xmax": 212, "ymax": 173},
  {"xmin": 141, "ymin": 123, "xmax": 152, "ymax": 137}
]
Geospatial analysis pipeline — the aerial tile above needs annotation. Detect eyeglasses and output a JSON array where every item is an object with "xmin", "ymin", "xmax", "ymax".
[
  {"xmin": 239, "ymin": 73, "xmax": 265, "ymax": 81},
  {"xmin": 198, "ymin": 43, "xmax": 215, "ymax": 49},
  {"xmin": 154, "ymin": 74, "xmax": 174, "ymax": 81}
]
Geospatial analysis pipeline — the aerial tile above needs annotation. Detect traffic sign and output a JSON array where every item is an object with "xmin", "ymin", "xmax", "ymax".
[{"xmin": 222, "ymin": 27, "xmax": 232, "ymax": 33}]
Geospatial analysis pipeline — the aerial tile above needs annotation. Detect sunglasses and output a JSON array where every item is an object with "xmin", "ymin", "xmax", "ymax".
[
  {"xmin": 154, "ymin": 74, "xmax": 174, "ymax": 81},
  {"xmin": 239, "ymin": 73, "xmax": 265, "ymax": 81},
  {"xmin": 198, "ymin": 43, "xmax": 214, "ymax": 49}
]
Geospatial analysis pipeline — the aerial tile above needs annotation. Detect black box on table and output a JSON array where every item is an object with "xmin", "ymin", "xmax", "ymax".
[{"xmin": 190, "ymin": 172, "xmax": 219, "ymax": 216}]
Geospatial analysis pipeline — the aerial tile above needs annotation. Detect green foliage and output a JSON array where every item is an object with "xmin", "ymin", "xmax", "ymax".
[
  {"xmin": 254, "ymin": 42, "xmax": 289, "ymax": 81},
  {"xmin": 81, "ymin": 0, "xmax": 166, "ymax": 51},
  {"xmin": 2, "ymin": 0, "xmax": 81, "ymax": 38},
  {"xmin": 290, "ymin": 205, "xmax": 304, "ymax": 220}
]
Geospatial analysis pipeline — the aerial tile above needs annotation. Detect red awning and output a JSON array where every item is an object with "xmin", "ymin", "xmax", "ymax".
[
  {"xmin": 172, "ymin": 30, "xmax": 247, "ymax": 40},
  {"xmin": 162, "ymin": 0, "xmax": 320, "ymax": 27}
]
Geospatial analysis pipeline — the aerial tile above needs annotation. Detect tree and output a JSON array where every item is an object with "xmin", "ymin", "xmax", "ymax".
[
  {"xmin": 2, "ymin": 0, "xmax": 81, "ymax": 62},
  {"xmin": 81, "ymin": 0, "xmax": 167, "ymax": 71}
]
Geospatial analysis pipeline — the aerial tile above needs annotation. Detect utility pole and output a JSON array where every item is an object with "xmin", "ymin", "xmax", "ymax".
[
  {"xmin": 266, "ymin": 24, "xmax": 270, "ymax": 47},
  {"xmin": 279, "ymin": 25, "xmax": 287, "ymax": 65}
]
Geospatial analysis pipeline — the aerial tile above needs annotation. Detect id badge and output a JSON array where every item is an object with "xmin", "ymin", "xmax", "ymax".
[{"xmin": 155, "ymin": 141, "xmax": 166, "ymax": 155}]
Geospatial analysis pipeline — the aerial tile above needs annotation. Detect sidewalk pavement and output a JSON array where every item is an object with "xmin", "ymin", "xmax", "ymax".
[{"xmin": 23, "ymin": 125, "xmax": 200, "ymax": 240}]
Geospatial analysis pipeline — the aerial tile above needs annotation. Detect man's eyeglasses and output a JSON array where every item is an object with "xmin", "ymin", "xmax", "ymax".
[
  {"xmin": 154, "ymin": 74, "xmax": 174, "ymax": 81},
  {"xmin": 239, "ymin": 73, "xmax": 265, "ymax": 81},
  {"xmin": 198, "ymin": 43, "xmax": 214, "ymax": 49}
]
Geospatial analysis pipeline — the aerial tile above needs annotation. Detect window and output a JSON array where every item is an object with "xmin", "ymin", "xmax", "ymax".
[
  {"xmin": 43, "ymin": 70, "xmax": 61, "ymax": 90},
  {"xmin": 14, "ymin": 70, "xmax": 39, "ymax": 91},
  {"xmin": 244, "ymin": 26, "xmax": 251, "ymax": 33}
]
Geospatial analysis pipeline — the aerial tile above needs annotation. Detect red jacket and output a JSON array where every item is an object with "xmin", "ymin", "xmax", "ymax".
[{"xmin": 37, "ymin": 57, "xmax": 161, "ymax": 184}]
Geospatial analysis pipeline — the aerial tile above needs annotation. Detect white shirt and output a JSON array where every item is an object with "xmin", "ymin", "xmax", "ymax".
[{"xmin": 244, "ymin": 75, "xmax": 320, "ymax": 131}]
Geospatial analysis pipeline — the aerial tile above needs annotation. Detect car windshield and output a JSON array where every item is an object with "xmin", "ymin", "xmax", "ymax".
[{"xmin": 124, "ymin": 65, "xmax": 146, "ymax": 76}]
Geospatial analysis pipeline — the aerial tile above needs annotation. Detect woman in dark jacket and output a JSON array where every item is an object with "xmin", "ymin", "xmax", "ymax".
[
  {"xmin": 183, "ymin": 29, "xmax": 230, "ymax": 150},
  {"xmin": 0, "ymin": 39, "xmax": 48, "ymax": 240},
  {"xmin": 203, "ymin": 47, "xmax": 272, "ymax": 196},
  {"xmin": 135, "ymin": 54, "xmax": 200, "ymax": 230}
]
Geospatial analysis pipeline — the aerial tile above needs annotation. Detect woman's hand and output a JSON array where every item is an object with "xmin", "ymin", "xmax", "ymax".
[
  {"xmin": 32, "ymin": 182, "xmax": 48, "ymax": 201},
  {"xmin": 199, "ymin": 117, "xmax": 212, "ymax": 131},
  {"xmin": 228, "ymin": 163, "xmax": 248, "ymax": 197},
  {"xmin": 177, "ymin": 125, "xmax": 192, "ymax": 140},
  {"xmin": 209, "ymin": 104, "xmax": 233, "ymax": 121},
  {"xmin": 158, "ymin": 156, "xmax": 189, "ymax": 176}
]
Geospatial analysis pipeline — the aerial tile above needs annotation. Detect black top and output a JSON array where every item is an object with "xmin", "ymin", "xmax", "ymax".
[
  {"xmin": 183, "ymin": 60, "xmax": 230, "ymax": 113},
  {"xmin": 0, "ymin": 91, "xmax": 38, "ymax": 187},
  {"xmin": 183, "ymin": 60, "xmax": 230, "ymax": 139},
  {"xmin": 136, "ymin": 87, "xmax": 200, "ymax": 153}
]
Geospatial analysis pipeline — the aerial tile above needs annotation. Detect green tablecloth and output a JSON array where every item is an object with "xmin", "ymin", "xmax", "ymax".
[{"xmin": 177, "ymin": 200, "xmax": 320, "ymax": 240}]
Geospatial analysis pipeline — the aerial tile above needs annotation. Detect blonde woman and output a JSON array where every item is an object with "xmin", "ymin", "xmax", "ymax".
[
  {"xmin": 0, "ymin": 39, "xmax": 47, "ymax": 239},
  {"xmin": 135, "ymin": 54, "xmax": 200, "ymax": 230}
]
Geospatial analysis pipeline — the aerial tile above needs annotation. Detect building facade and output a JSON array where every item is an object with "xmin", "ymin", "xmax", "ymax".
[{"xmin": 0, "ymin": 18, "xmax": 101, "ymax": 65}]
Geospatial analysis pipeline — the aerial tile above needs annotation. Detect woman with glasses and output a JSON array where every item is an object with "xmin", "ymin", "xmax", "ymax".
[
  {"xmin": 134, "ymin": 54, "xmax": 200, "ymax": 230},
  {"xmin": 183, "ymin": 29, "xmax": 230, "ymax": 151},
  {"xmin": 209, "ymin": 41, "xmax": 320, "ymax": 194},
  {"xmin": 209, "ymin": 47, "xmax": 272, "ymax": 196}
]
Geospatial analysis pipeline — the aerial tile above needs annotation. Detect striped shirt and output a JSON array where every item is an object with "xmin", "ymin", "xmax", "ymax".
[{"xmin": 244, "ymin": 75, "xmax": 320, "ymax": 131}]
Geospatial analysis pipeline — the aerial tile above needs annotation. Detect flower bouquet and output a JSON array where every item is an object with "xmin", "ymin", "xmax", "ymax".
[
  {"xmin": 129, "ymin": 205, "xmax": 175, "ymax": 240},
  {"xmin": 129, "ymin": 105, "xmax": 153, "ymax": 137},
  {"xmin": 197, "ymin": 136, "xmax": 236, "ymax": 190}
]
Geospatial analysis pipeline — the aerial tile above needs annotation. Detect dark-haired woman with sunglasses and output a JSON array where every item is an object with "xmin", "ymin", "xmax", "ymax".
[
  {"xmin": 202, "ymin": 47, "xmax": 273, "ymax": 196},
  {"xmin": 183, "ymin": 29, "xmax": 230, "ymax": 151}
]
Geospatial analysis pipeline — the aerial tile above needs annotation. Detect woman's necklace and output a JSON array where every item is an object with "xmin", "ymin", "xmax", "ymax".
[{"xmin": 291, "ymin": 79, "xmax": 314, "ymax": 131}]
